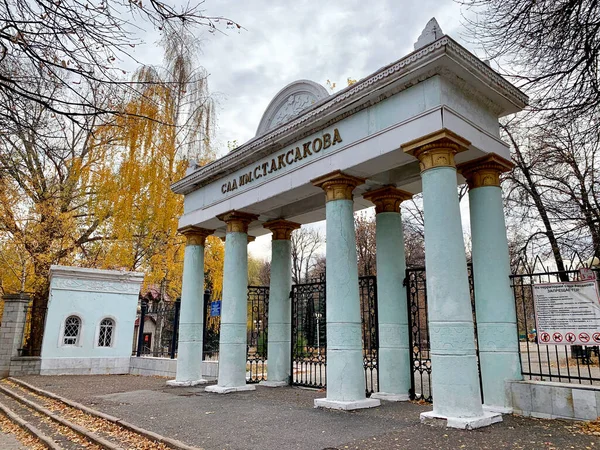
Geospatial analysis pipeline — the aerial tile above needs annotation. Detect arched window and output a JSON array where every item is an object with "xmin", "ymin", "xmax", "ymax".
[
  {"xmin": 63, "ymin": 316, "xmax": 81, "ymax": 345},
  {"xmin": 98, "ymin": 318, "xmax": 114, "ymax": 347}
]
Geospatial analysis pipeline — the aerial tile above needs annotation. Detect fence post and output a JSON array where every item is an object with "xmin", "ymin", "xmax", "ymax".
[
  {"xmin": 136, "ymin": 301, "xmax": 148, "ymax": 357},
  {"xmin": 202, "ymin": 289, "xmax": 211, "ymax": 359},
  {"xmin": 170, "ymin": 298, "xmax": 181, "ymax": 359},
  {"xmin": 0, "ymin": 293, "xmax": 30, "ymax": 378}
]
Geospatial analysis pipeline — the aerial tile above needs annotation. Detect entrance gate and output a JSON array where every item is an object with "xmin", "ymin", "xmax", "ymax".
[
  {"xmin": 405, "ymin": 265, "xmax": 481, "ymax": 402},
  {"xmin": 290, "ymin": 275, "xmax": 379, "ymax": 395}
]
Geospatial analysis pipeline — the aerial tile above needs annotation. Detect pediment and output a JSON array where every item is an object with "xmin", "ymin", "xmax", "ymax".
[{"xmin": 256, "ymin": 80, "xmax": 329, "ymax": 137}]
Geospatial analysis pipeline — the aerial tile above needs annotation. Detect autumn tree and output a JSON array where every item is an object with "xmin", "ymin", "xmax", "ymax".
[
  {"xmin": 0, "ymin": 0, "xmax": 238, "ymax": 127},
  {"xmin": 0, "ymin": 78, "xmax": 116, "ymax": 354},
  {"xmin": 94, "ymin": 26, "xmax": 220, "ymax": 300}
]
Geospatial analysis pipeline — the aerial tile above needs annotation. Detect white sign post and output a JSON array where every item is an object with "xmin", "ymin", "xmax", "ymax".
[{"xmin": 533, "ymin": 281, "xmax": 600, "ymax": 346}]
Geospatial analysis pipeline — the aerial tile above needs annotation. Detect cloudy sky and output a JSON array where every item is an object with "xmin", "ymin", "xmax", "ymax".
[{"xmin": 135, "ymin": 1, "xmax": 477, "ymax": 259}]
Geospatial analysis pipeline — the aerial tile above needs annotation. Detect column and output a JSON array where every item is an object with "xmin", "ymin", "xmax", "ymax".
[
  {"xmin": 206, "ymin": 210, "xmax": 259, "ymax": 394},
  {"xmin": 260, "ymin": 219, "xmax": 300, "ymax": 387},
  {"xmin": 0, "ymin": 294, "xmax": 29, "ymax": 377},
  {"xmin": 311, "ymin": 170, "xmax": 380, "ymax": 410},
  {"xmin": 168, "ymin": 226, "xmax": 213, "ymax": 387},
  {"xmin": 402, "ymin": 130, "xmax": 500, "ymax": 429},
  {"xmin": 363, "ymin": 186, "xmax": 413, "ymax": 401},
  {"xmin": 458, "ymin": 154, "xmax": 522, "ymax": 412}
]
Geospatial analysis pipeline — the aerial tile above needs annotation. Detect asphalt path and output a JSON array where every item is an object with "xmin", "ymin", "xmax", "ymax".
[{"xmin": 17, "ymin": 375, "xmax": 599, "ymax": 450}]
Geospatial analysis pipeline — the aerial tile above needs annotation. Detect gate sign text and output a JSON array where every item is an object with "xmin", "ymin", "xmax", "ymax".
[{"xmin": 533, "ymin": 281, "xmax": 600, "ymax": 346}]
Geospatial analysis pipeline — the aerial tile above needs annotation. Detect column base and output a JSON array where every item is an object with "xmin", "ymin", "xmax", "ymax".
[
  {"xmin": 166, "ymin": 379, "xmax": 208, "ymax": 387},
  {"xmin": 205, "ymin": 384, "xmax": 256, "ymax": 394},
  {"xmin": 484, "ymin": 404, "xmax": 513, "ymax": 414},
  {"xmin": 420, "ymin": 410, "xmax": 502, "ymax": 430},
  {"xmin": 259, "ymin": 380, "xmax": 288, "ymax": 388},
  {"xmin": 370, "ymin": 392, "xmax": 409, "ymax": 402},
  {"xmin": 314, "ymin": 398, "xmax": 381, "ymax": 411}
]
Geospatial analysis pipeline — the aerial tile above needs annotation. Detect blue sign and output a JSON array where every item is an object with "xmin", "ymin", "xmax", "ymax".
[{"xmin": 210, "ymin": 301, "xmax": 221, "ymax": 317}]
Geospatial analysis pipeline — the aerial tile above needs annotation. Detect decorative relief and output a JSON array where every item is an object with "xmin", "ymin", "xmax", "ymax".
[
  {"xmin": 216, "ymin": 210, "xmax": 259, "ymax": 234},
  {"xmin": 457, "ymin": 153, "xmax": 514, "ymax": 189},
  {"xmin": 263, "ymin": 219, "xmax": 301, "ymax": 241},
  {"xmin": 327, "ymin": 323, "xmax": 363, "ymax": 349},
  {"xmin": 271, "ymin": 94, "xmax": 317, "ymax": 129},
  {"xmin": 174, "ymin": 35, "xmax": 527, "ymax": 195},
  {"xmin": 476, "ymin": 323, "xmax": 518, "ymax": 352},
  {"xmin": 429, "ymin": 323, "xmax": 477, "ymax": 355},
  {"xmin": 256, "ymin": 80, "xmax": 329, "ymax": 136},
  {"xmin": 402, "ymin": 129, "xmax": 470, "ymax": 172},
  {"xmin": 311, "ymin": 170, "xmax": 365, "ymax": 202},
  {"xmin": 363, "ymin": 186, "xmax": 412, "ymax": 214},
  {"xmin": 178, "ymin": 225, "xmax": 214, "ymax": 247},
  {"xmin": 52, "ymin": 277, "xmax": 141, "ymax": 294},
  {"xmin": 378, "ymin": 323, "xmax": 409, "ymax": 347}
]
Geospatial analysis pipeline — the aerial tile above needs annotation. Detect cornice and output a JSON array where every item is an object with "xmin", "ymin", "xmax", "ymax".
[
  {"xmin": 49, "ymin": 265, "xmax": 145, "ymax": 284},
  {"xmin": 172, "ymin": 36, "xmax": 528, "ymax": 196}
]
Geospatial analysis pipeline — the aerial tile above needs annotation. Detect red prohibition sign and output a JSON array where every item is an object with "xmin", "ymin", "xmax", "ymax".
[
  {"xmin": 553, "ymin": 332, "xmax": 563, "ymax": 343},
  {"xmin": 579, "ymin": 332, "xmax": 590, "ymax": 343},
  {"xmin": 565, "ymin": 332, "xmax": 576, "ymax": 343},
  {"xmin": 540, "ymin": 332, "xmax": 551, "ymax": 343},
  {"xmin": 593, "ymin": 333, "xmax": 600, "ymax": 343}
]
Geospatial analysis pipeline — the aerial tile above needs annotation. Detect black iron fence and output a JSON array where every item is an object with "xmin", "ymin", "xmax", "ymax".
[
  {"xmin": 133, "ymin": 299, "xmax": 180, "ymax": 358},
  {"xmin": 511, "ymin": 266, "xmax": 600, "ymax": 385},
  {"xmin": 20, "ymin": 303, "xmax": 47, "ymax": 357},
  {"xmin": 247, "ymin": 286, "xmax": 269, "ymax": 383},
  {"xmin": 290, "ymin": 276, "xmax": 379, "ymax": 396},
  {"xmin": 405, "ymin": 265, "xmax": 478, "ymax": 403}
]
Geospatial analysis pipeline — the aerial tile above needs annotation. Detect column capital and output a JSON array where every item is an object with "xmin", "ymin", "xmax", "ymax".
[
  {"xmin": 247, "ymin": 235, "xmax": 256, "ymax": 243},
  {"xmin": 178, "ymin": 226, "xmax": 214, "ymax": 246},
  {"xmin": 457, "ymin": 153, "xmax": 514, "ymax": 189},
  {"xmin": 263, "ymin": 219, "xmax": 301, "ymax": 240},
  {"xmin": 311, "ymin": 170, "xmax": 366, "ymax": 202},
  {"xmin": 402, "ymin": 129, "xmax": 470, "ymax": 172},
  {"xmin": 217, "ymin": 210, "xmax": 259, "ymax": 234},
  {"xmin": 363, "ymin": 186, "xmax": 413, "ymax": 214}
]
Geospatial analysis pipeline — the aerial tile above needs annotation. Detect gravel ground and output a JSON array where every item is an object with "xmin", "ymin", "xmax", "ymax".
[{"xmin": 17, "ymin": 375, "xmax": 600, "ymax": 450}]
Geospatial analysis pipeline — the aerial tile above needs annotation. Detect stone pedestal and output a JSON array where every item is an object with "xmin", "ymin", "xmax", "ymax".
[
  {"xmin": 206, "ymin": 211, "xmax": 258, "ymax": 394},
  {"xmin": 260, "ymin": 220, "xmax": 299, "ymax": 388},
  {"xmin": 312, "ymin": 171, "xmax": 381, "ymax": 411},
  {"xmin": 459, "ymin": 154, "xmax": 522, "ymax": 410},
  {"xmin": 404, "ymin": 130, "xmax": 499, "ymax": 428},
  {"xmin": 364, "ymin": 186, "xmax": 412, "ymax": 402},
  {"xmin": 168, "ymin": 226, "xmax": 213, "ymax": 387},
  {"xmin": 0, "ymin": 294, "xmax": 29, "ymax": 378}
]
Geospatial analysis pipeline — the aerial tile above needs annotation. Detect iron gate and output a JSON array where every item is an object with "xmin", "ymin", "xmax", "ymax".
[
  {"xmin": 290, "ymin": 275, "xmax": 379, "ymax": 395},
  {"xmin": 247, "ymin": 286, "xmax": 269, "ymax": 383},
  {"xmin": 405, "ymin": 265, "xmax": 480, "ymax": 402}
]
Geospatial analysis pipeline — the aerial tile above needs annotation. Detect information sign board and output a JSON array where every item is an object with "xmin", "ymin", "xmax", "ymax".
[
  {"xmin": 533, "ymin": 281, "xmax": 600, "ymax": 346},
  {"xmin": 210, "ymin": 301, "xmax": 221, "ymax": 317}
]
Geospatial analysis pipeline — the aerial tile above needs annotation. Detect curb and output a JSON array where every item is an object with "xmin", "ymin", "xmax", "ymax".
[
  {"xmin": 0, "ymin": 399, "xmax": 61, "ymax": 450},
  {"xmin": 9, "ymin": 377, "xmax": 201, "ymax": 450}
]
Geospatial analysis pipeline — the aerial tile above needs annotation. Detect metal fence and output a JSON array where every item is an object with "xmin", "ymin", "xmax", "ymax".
[
  {"xmin": 290, "ymin": 276, "xmax": 379, "ymax": 396},
  {"xmin": 405, "ymin": 265, "xmax": 478, "ymax": 403},
  {"xmin": 247, "ymin": 286, "xmax": 269, "ymax": 383},
  {"xmin": 511, "ymin": 266, "xmax": 600, "ymax": 385},
  {"xmin": 20, "ymin": 303, "xmax": 47, "ymax": 357},
  {"xmin": 133, "ymin": 299, "xmax": 180, "ymax": 358}
]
